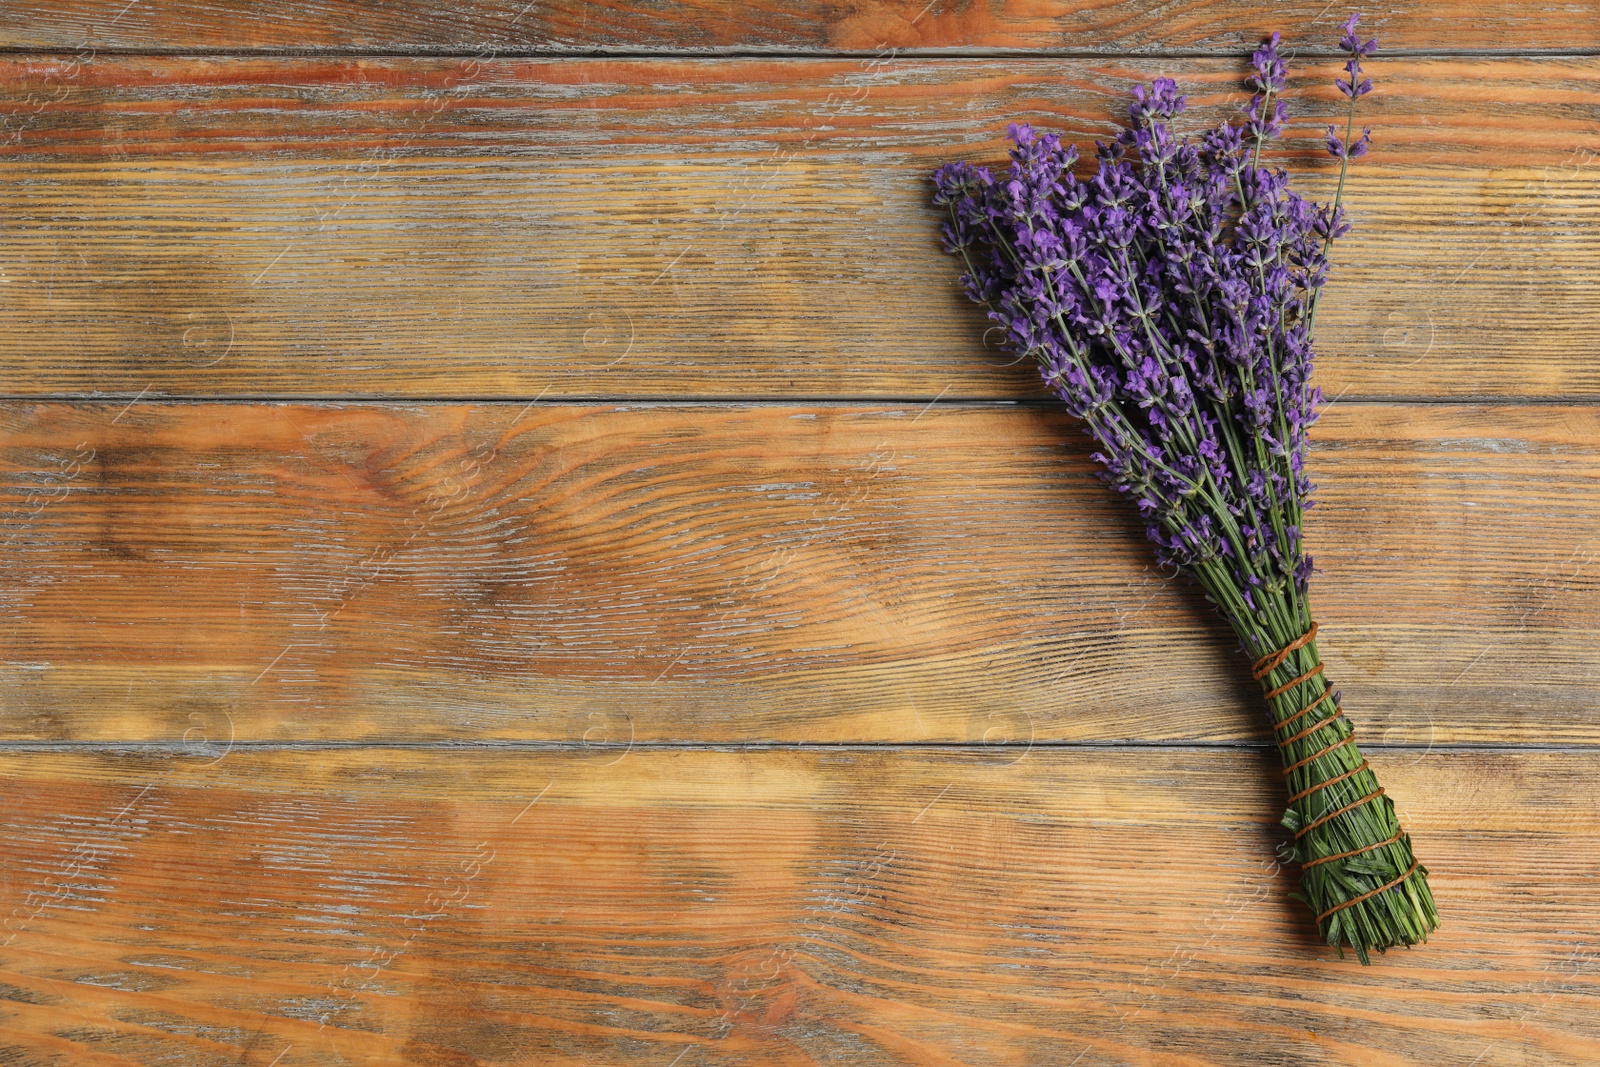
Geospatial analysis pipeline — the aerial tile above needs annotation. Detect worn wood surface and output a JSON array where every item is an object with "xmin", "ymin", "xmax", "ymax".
[
  {"xmin": 0, "ymin": 57, "xmax": 1597, "ymax": 398},
  {"xmin": 1, "ymin": 7, "xmax": 1598, "ymax": 1067},
  {"xmin": 0, "ymin": 0, "xmax": 1595, "ymax": 54},
  {"xmin": 2, "ymin": 747, "xmax": 1598, "ymax": 1067},
  {"xmin": 1, "ymin": 401, "xmax": 1596, "ymax": 746}
]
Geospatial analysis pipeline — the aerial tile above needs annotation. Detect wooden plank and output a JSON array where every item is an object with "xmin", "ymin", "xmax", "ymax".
[
  {"xmin": 3, "ymin": 401, "xmax": 1595, "ymax": 745},
  {"xmin": 0, "ymin": 0, "xmax": 1593, "ymax": 55},
  {"xmin": 0, "ymin": 745, "xmax": 1594, "ymax": 1066},
  {"xmin": 0, "ymin": 57, "xmax": 1596, "ymax": 399}
]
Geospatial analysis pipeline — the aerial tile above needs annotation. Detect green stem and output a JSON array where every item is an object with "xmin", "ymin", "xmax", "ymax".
[{"xmin": 1306, "ymin": 92, "xmax": 1360, "ymax": 338}]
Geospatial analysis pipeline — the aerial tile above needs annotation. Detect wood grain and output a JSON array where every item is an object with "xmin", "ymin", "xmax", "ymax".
[
  {"xmin": 0, "ymin": 0, "xmax": 1594, "ymax": 54},
  {"xmin": 1, "ymin": 746, "xmax": 1596, "ymax": 1067},
  {"xmin": 0, "ymin": 57, "xmax": 1596, "ymax": 398},
  {"xmin": 3, "ymin": 401, "xmax": 1594, "ymax": 745},
  {"xmin": 0, "ymin": 7, "xmax": 1594, "ymax": 1062}
]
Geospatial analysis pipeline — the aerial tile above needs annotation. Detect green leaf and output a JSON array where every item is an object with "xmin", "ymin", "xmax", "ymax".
[{"xmin": 1342, "ymin": 857, "xmax": 1394, "ymax": 877}]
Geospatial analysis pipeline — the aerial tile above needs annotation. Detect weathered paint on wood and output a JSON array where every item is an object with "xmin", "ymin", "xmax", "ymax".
[
  {"xmin": 0, "ymin": 0, "xmax": 1592, "ymax": 55},
  {"xmin": 1, "ymin": 10, "xmax": 1595, "ymax": 1065},
  {"xmin": 2, "ymin": 402, "xmax": 1595, "ymax": 745},
  {"xmin": 0, "ymin": 747, "xmax": 1596, "ymax": 1067},
  {"xmin": 0, "ymin": 57, "xmax": 1596, "ymax": 398}
]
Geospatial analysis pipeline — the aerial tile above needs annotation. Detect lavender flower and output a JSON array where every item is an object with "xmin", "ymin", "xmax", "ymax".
[
  {"xmin": 932, "ymin": 19, "xmax": 1438, "ymax": 964},
  {"xmin": 1328, "ymin": 14, "xmax": 1377, "ymax": 160},
  {"xmin": 934, "ymin": 31, "xmax": 1331, "ymax": 594},
  {"xmin": 1339, "ymin": 13, "xmax": 1378, "ymax": 95}
]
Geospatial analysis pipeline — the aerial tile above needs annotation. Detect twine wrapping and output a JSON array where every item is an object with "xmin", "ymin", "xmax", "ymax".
[
  {"xmin": 1317, "ymin": 860, "xmax": 1423, "ymax": 923},
  {"xmin": 1253, "ymin": 623, "xmax": 1368, "ymax": 791},
  {"xmin": 1301, "ymin": 830, "xmax": 1404, "ymax": 870},
  {"xmin": 1254, "ymin": 622, "xmax": 1423, "ymax": 927},
  {"xmin": 1251, "ymin": 620, "xmax": 1319, "ymax": 680}
]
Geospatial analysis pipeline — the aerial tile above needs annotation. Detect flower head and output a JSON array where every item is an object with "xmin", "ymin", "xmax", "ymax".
[
  {"xmin": 1325, "ymin": 125, "xmax": 1372, "ymax": 159},
  {"xmin": 1337, "ymin": 13, "xmax": 1378, "ymax": 98},
  {"xmin": 1340, "ymin": 13, "xmax": 1379, "ymax": 56},
  {"xmin": 1248, "ymin": 32, "xmax": 1288, "ymax": 95}
]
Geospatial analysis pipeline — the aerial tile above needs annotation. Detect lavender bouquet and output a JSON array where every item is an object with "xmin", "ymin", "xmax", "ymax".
[{"xmin": 932, "ymin": 18, "xmax": 1437, "ymax": 961}]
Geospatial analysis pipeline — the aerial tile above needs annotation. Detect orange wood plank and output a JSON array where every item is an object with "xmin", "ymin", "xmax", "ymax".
[
  {"xmin": 0, "ymin": 746, "xmax": 1594, "ymax": 1066},
  {"xmin": 0, "ymin": 0, "xmax": 1592, "ymax": 54},
  {"xmin": 3, "ymin": 401, "xmax": 1594, "ymax": 745},
  {"xmin": 0, "ymin": 57, "xmax": 1596, "ymax": 398}
]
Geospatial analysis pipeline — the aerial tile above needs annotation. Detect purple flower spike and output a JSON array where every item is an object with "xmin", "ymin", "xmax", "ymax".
[
  {"xmin": 1249, "ymin": 32, "xmax": 1288, "ymax": 95},
  {"xmin": 1324, "ymin": 125, "xmax": 1371, "ymax": 159},
  {"xmin": 1340, "ymin": 13, "xmax": 1379, "ymax": 56},
  {"xmin": 1329, "ymin": 16, "xmax": 1378, "ymax": 164},
  {"xmin": 1337, "ymin": 13, "xmax": 1378, "ymax": 98}
]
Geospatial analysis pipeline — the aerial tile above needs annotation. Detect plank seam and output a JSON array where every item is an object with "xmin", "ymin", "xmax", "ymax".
[
  {"xmin": 0, "ymin": 395, "xmax": 1593, "ymax": 408},
  {"xmin": 0, "ymin": 740, "xmax": 1586, "ymax": 752},
  {"xmin": 0, "ymin": 47, "xmax": 1596, "ymax": 60}
]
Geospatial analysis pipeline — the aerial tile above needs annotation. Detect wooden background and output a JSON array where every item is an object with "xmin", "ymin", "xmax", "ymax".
[{"xmin": 1, "ymin": 3, "xmax": 1597, "ymax": 1064}]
